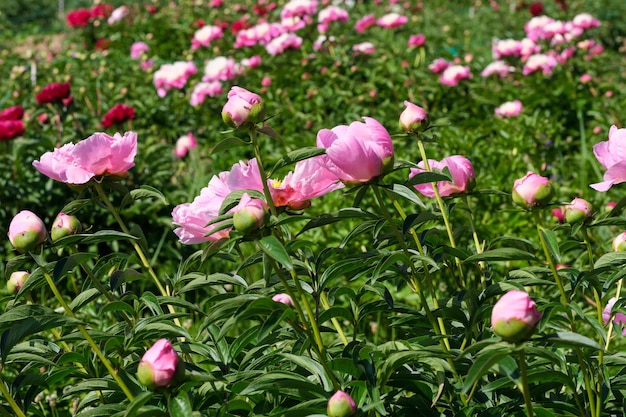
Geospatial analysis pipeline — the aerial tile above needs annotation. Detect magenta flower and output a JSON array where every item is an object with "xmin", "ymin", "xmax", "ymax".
[
  {"xmin": 495, "ymin": 100, "xmax": 523, "ymax": 118},
  {"xmin": 376, "ymin": 12, "xmax": 408, "ymax": 29},
  {"xmin": 355, "ymin": 14, "xmax": 376, "ymax": 33},
  {"xmin": 491, "ymin": 290, "xmax": 542, "ymax": 342},
  {"xmin": 234, "ymin": 22, "xmax": 286, "ymax": 48},
  {"xmin": 410, "ymin": 155, "xmax": 475, "ymax": 198},
  {"xmin": 137, "ymin": 339, "xmax": 181, "ymax": 389},
  {"xmin": 428, "ymin": 58, "xmax": 450, "ymax": 74},
  {"xmin": 439, "ymin": 65, "xmax": 472, "ymax": 86},
  {"xmin": 590, "ymin": 126, "xmax": 626, "ymax": 191},
  {"xmin": 316, "ymin": 117, "xmax": 394, "ymax": 183},
  {"xmin": 130, "ymin": 41, "xmax": 149, "ymax": 59},
  {"xmin": 408, "ymin": 34, "xmax": 426, "ymax": 48},
  {"xmin": 33, "ymin": 131, "xmax": 137, "ymax": 184}
]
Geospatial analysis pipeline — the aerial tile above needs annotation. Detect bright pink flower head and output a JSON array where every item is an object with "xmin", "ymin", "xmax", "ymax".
[
  {"xmin": 272, "ymin": 293, "xmax": 294, "ymax": 307},
  {"xmin": 428, "ymin": 58, "xmax": 450, "ymax": 74},
  {"xmin": 8, "ymin": 210, "xmax": 47, "ymax": 253},
  {"xmin": 603, "ymin": 297, "xmax": 626, "ymax": 336},
  {"xmin": 512, "ymin": 171, "xmax": 553, "ymax": 207},
  {"xmin": 190, "ymin": 81, "xmax": 223, "ymax": 107},
  {"xmin": 552, "ymin": 207, "xmax": 565, "ymax": 223},
  {"xmin": 439, "ymin": 65, "xmax": 472, "ymax": 86},
  {"xmin": 316, "ymin": 117, "xmax": 394, "ymax": 184},
  {"xmin": 191, "ymin": 25, "xmax": 224, "ymax": 50},
  {"xmin": 327, "ymin": 390, "xmax": 356, "ymax": 417},
  {"xmin": 281, "ymin": 0, "xmax": 318, "ymax": 20},
  {"xmin": 130, "ymin": 41, "xmax": 149, "ymax": 60},
  {"xmin": 573, "ymin": 13, "xmax": 600, "ymax": 30},
  {"xmin": 399, "ymin": 101, "xmax": 428, "ymax": 133},
  {"xmin": 241, "ymin": 55, "xmax": 262, "ymax": 69},
  {"xmin": 408, "ymin": 34, "xmax": 426, "ymax": 48},
  {"xmin": 66, "ymin": 8, "xmax": 92, "ymax": 27},
  {"xmin": 222, "ymin": 86, "xmax": 265, "ymax": 128},
  {"xmin": 33, "ymin": 131, "xmax": 137, "ymax": 184},
  {"xmin": 355, "ymin": 14, "xmax": 376, "ymax": 33},
  {"xmin": 234, "ymin": 22, "xmax": 286, "ymax": 48},
  {"xmin": 410, "ymin": 155, "xmax": 475, "ymax": 198},
  {"xmin": 153, "ymin": 61, "xmax": 197, "ymax": 98},
  {"xmin": 495, "ymin": 100, "xmax": 523, "ymax": 118},
  {"xmin": 376, "ymin": 12, "xmax": 408, "ymax": 29},
  {"xmin": 317, "ymin": 5, "xmax": 349, "ymax": 32},
  {"xmin": 590, "ymin": 126, "xmax": 626, "ymax": 191},
  {"xmin": 174, "ymin": 132, "xmax": 197, "ymax": 158},
  {"xmin": 522, "ymin": 53, "xmax": 558, "ymax": 76},
  {"xmin": 579, "ymin": 73, "xmax": 592, "ymax": 84},
  {"xmin": 137, "ymin": 339, "xmax": 181, "ymax": 389},
  {"xmin": 0, "ymin": 105, "xmax": 24, "ymax": 121},
  {"xmin": 491, "ymin": 290, "xmax": 541, "ymax": 342},
  {"xmin": 613, "ymin": 232, "xmax": 626, "ymax": 252},
  {"xmin": 492, "ymin": 39, "xmax": 522, "ymax": 59}
]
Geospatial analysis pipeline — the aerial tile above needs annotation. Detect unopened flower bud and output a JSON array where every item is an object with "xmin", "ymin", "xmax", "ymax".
[
  {"xmin": 613, "ymin": 232, "xmax": 626, "ymax": 252},
  {"xmin": 137, "ymin": 339, "xmax": 184, "ymax": 390},
  {"xmin": 564, "ymin": 198, "xmax": 592, "ymax": 223},
  {"xmin": 232, "ymin": 194, "xmax": 268, "ymax": 234},
  {"xmin": 327, "ymin": 390, "xmax": 357, "ymax": 417},
  {"xmin": 8, "ymin": 210, "xmax": 47, "ymax": 253},
  {"xmin": 491, "ymin": 290, "xmax": 542, "ymax": 343},
  {"xmin": 272, "ymin": 293, "xmax": 294, "ymax": 307},
  {"xmin": 399, "ymin": 100, "xmax": 429, "ymax": 133},
  {"xmin": 512, "ymin": 171, "xmax": 553, "ymax": 208},
  {"xmin": 222, "ymin": 86, "xmax": 266, "ymax": 129},
  {"xmin": 7, "ymin": 271, "xmax": 29, "ymax": 295},
  {"xmin": 51, "ymin": 213, "xmax": 82, "ymax": 241}
]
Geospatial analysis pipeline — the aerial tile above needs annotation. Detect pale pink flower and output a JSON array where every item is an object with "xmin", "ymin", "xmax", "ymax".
[
  {"xmin": 174, "ymin": 132, "xmax": 197, "ymax": 158},
  {"xmin": 525, "ymin": 15, "xmax": 555, "ymax": 41},
  {"xmin": 512, "ymin": 172, "xmax": 553, "ymax": 207},
  {"xmin": 376, "ymin": 12, "xmax": 408, "ymax": 29},
  {"xmin": 137, "ymin": 339, "xmax": 180, "ymax": 388},
  {"xmin": 234, "ymin": 22, "xmax": 286, "ymax": 48},
  {"xmin": 590, "ymin": 126, "xmax": 626, "ymax": 191},
  {"xmin": 191, "ymin": 25, "xmax": 223, "ymax": 50},
  {"xmin": 130, "ymin": 42, "xmax": 149, "ymax": 60},
  {"xmin": 317, "ymin": 5, "xmax": 348, "ymax": 33},
  {"xmin": 573, "ymin": 13, "xmax": 600, "ymax": 30},
  {"xmin": 399, "ymin": 101, "xmax": 428, "ymax": 133},
  {"xmin": 107, "ymin": 6, "xmax": 128, "ymax": 25},
  {"xmin": 355, "ymin": 14, "xmax": 376, "ymax": 33},
  {"xmin": 8, "ymin": 211, "xmax": 47, "ymax": 253},
  {"xmin": 265, "ymin": 32, "xmax": 303, "ymax": 55},
  {"xmin": 353, "ymin": 42, "xmax": 376, "ymax": 55},
  {"xmin": 153, "ymin": 61, "xmax": 197, "ymax": 97},
  {"xmin": 495, "ymin": 100, "xmax": 523, "ymax": 118},
  {"xmin": 411, "ymin": 155, "xmax": 475, "ymax": 197},
  {"xmin": 428, "ymin": 58, "xmax": 450, "ymax": 74},
  {"xmin": 603, "ymin": 297, "xmax": 626, "ymax": 336},
  {"xmin": 579, "ymin": 74, "xmax": 592, "ymax": 84},
  {"xmin": 316, "ymin": 117, "xmax": 394, "ymax": 183},
  {"xmin": 481, "ymin": 61, "xmax": 515, "ymax": 78},
  {"xmin": 190, "ymin": 81, "xmax": 223, "ymax": 107},
  {"xmin": 281, "ymin": 16, "xmax": 308, "ymax": 31},
  {"xmin": 141, "ymin": 59, "xmax": 154, "ymax": 71},
  {"xmin": 281, "ymin": 0, "xmax": 318, "ymax": 19},
  {"xmin": 202, "ymin": 57, "xmax": 239, "ymax": 82},
  {"xmin": 33, "ymin": 131, "xmax": 137, "ymax": 184},
  {"xmin": 519, "ymin": 38, "xmax": 541, "ymax": 59},
  {"xmin": 439, "ymin": 65, "xmax": 472, "ymax": 86},
  {"xmin": 522, "ymin": 54, "xmax": 558, "ymax": 76},
  {"xmin": 272, "ymin": 293, "xmax": 294, "ymax": 307},
  {"xmin": 491, "ymin": 290, "xmax": 541, "ymax": 342},
  {"xmin": 492, "ymin": 39, "xmax": 522, "ymax": 59},
  {"xmin": 240, "ymin": 55, "xmax": 262, "ymax": 69},
  {"xmin": 408, "ymin": 34, "xmax": 426, "ymax": 48}
]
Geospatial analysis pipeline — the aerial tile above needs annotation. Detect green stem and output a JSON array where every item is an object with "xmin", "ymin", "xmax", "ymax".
[
  {"xmin": 320, "ymin": 291, "xmax": 349, "ymax": 346},
  {"xmin": 0, "ymin": 375, "xmax": 27, "ymax": 417},
  {"xmin": 462, "ymin": 195, "xmax": 487, "ymax": 290},
  {"xmin": 250, "ymin": 129, "xmax": 277, "ymax": 217},
  {"xmin": 35, "ymin": 260, "xmax": 135, "ymax": 401},
  {"xmin": 606, "ymin": 278, "xmax": 623, "ymax": 351},
  {"xmin": 289, "ymin": 268, "xmax": 325, "ymax": 354},
  {"xmin": 518, "ymin": 349, "xmax": 534, "ymax": 417}
]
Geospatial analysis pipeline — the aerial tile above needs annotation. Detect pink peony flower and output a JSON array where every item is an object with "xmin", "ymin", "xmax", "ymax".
[
  {"xmin": 0, "ymin": 120, "xmax": 25, "ymax": 141},
  {"xmin": 33, "ymin": 131, "xmax": 137, "ymax": 184},
  {"xmin": 481, "ymin": 61, "xmax": 515, "ymax": 78},
  {"xmin": 495, "ymin": 100, "xmax": 523, "ymax": 118},
  {"xmin": 107, "ymin": 6, "xmax": 128, "ymax": 25},
  {"xmin": 153, "ymin": 61, "xmax": 197, "ymax": 97},
  {"xmin": 613, "ymin": 232, "xmax": 626, "ymax": 252},
  {"xmin": 491, "ymin": 290, "xmax": 542, "ymax": 342},
  {"xmin": 327, "ymin": 391, "xmax": 357, "ymax": 417},
  {"xmin": 512, "ymin": 171, "xmax": 553, "ymax": 207},
  {"xmin": 234, "ymin": 22, "xmax": 286, "ymax": 48},
  {"xmin": 101, "ymin": 103, "xmax": 136, "ymax": 128},
  {"xmin": 221, "ymin": 86, "xmax": 265, "ymax": 128},
  {"xmin": 281, "ymin": 0, "xmax": 318, "ymax": 20},
  {"xmin": 202, "ymin": 56, "xmax": 239, "ymax": 82},
  {"xmin": 272, "ymin": 293, "xmax": 294, "ymax": 307},
  {"xmin": 522, "ymin": 53, "xmax": 558, "ymax": 76},
  {"xmin": 352, "ymin": 42, "xmax": 376, "ymax": 55},
  {"xmin": 355, "ymin": 14, "xmax": 376, "ymax": 33},
  {"xmin": 399, "ymin": 101, "xmax": 428, "ymax": 133},
  {"xmin": 376, "ymin": 12, "xmax": 408, "ymax": 29},
  {"xmin": 190, "ymin": 81, "xmax": 223, "ymax": 106},
  {"xmin": 191, "ymin": 25, "xmax": 223, "ymax": 49},
  {"xmin": 316, "ymin": 117, "xmax": 394, "ymax": 183},
  {"xmin": 174, "ymin": 132, "xmax": 197, "ymax": 158},
  {"xmin": 241, "ymin": 55, "xmax": 262, "ymax": 69},
  {"xmin": 603, "ymin": 297, "xmax": 626, "ymax": 336},
  {"xmin": 492, "ymin": 39, "xmax": 522, "ymax": 59},
  {"xmin": 130, "ymin": 42, "xmax": 149, "ymax": 60},
  {"xmin": 410, "ymin": 155, "xmax": 475, "ymax": 197},
  {"xmin": 232, "ymin": 193, "xmax": 268, "ymax": 233},
  {"xmin": 428, "ymin": 58, "xmax": 450, "ymax": 74},
  {"xmin": 8, "ymin": 210, "xmax": 47, "ymax": 253},
  {"xmin": 137, "ymin": 339, "xmax": 181, "ymax": 389},
  {"xmin": 590, "ymin": 126, "xmax": 626, "ymax": 191},
  {"xmin": 572, "ymin": 13, "xmax": 600, "ymax": 30},
  {"xmin": 407, "ymin": 34, "xmax": 426, "ymax": 48},
  {"xmin": 439, "ymin": 65, "xmax": 472, "ymax": 86},
  {"xmin": 563, "ymin": 197, "xmax": 592, "ymax": 223},
  {"xmin": 0, "ymin": 105, "xmax": 25, "ymax": 121},
  {"xmin": 317, "ymin": 5, "xmax": 349, "ymax": 33},
  {"xmin": 265, "ymin": 32, "xmax": 303, "ymax": 55}
]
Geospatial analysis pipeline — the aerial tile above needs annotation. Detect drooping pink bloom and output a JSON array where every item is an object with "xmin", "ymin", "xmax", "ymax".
[
  {"xmin": 353, "ymin": 42, "xmax": 376, "ymax": 55},
  {"xmin": 495, "ymin": 100, "xmax": 523, "ymax": 118},
  {"xmin": 407, "ymin": 34, "xmax": 426, "ymax": 48},
  {"xmin": 481, "ymin": 61, "xmax": 515, "ymax": 78},
  {"xmin": 174, "ymin": 132, "xmax": 197, "ymax": 158},
  {"xmin": 590, "ymin": 126, "xmax": 626, "ymax": 191},
  {"xmin": 191, "ymin": 25, "xmax": 223, "ymax": 50},
  {"xmin": 522, "ymin": 54, "xmax": 558, "ymax": 76},
  {"xmin": 190, "ymin": 81, "xmax": 223, "ymax": 106},
  {"xmin": 376, "ymin": 12, "xmax": 408, "ymax": 29},
  {"xmin": 153, "ymin": 61, "xmax": 197, "ymax": 98},
  {"xmin": 316, "ymin": 117, "xmax": 394, "ymax": 183},
  {"xmin": 33, "ymin": 131, "xmax": 137, "ymax": 184},
  {"xmin": 603, "ymin": 297, "xmax": 626, "ymax": 336},
  {"xmin": 355, "ymin": 14, "xmax": 376, "ymax": 33},
  {"xmin": 130, "ymin": 41, "xmax": 149, "ymax": 60},
  {"xmin": 317, "ymin": 5, "xmax": 348, "ymax": 33},
  {"xmin": 410, "ymin": 155, "xmax": 475, "ymax": 198},
  {"xmin": 439, "ymin": 65, "xmax": 472, "ymax": 86},
  {"xmin": 428, "ymin": 58, "xmax": 450, "ymax": 74},
  {"xmin": 265, "ymin": 32, "xmax": 303, "ymax": 55},
  {"xmin": 269, "ymin": 157, "xmax": 343, "ymax": 209}
]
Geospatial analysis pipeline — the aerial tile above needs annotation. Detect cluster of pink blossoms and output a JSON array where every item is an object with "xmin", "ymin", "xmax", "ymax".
[
  {"xmin": 191, "ymin": 25, "xmax": 224, "ymax": 50},
  {"xmin": 153, "ymin": 61, "xmax": 197, "ymax": 98}
]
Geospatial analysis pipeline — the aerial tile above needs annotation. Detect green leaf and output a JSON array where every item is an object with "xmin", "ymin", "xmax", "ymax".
[
  {"xmin": 537, "ymin": 332, "xmax": 603, "ymax": 350},
  {"xmin": 464, "ymin": 248, "xmax": 538, "ymax": 263},
  {"xmin": 268, "ymin": 147, "xmax": 326, "ymax": 176},
  {"xmin": 594, "ymin": 251, "xmax": 626, "ymax": 269},
  {"xmin": 462, "ymin": 347, "xmax": 512, "ymax": 393},
  {"xmin": 385, "ymin": 184, "xmax": 425, "ymax": 209},
  {"xmin": 540, "ymin": 228, "xmax": 561, "ymax": 263},
  {"xmin": 53, "ymin": 253, "xmax": 98, "ymax": 283},
  {"xmin": 258, "ymin": 235, "xmax": 293, "ymax": 271},
  {"xmin": 168, "ymin": 391, "xmax": 193, "ymax": 417},
  {"xmin": 210, "ymin": 136, "xmax": 250, "ymax": 155},
  {"xmin": 130, "ymin": 185, "xmax": 168, "ymax": 205},
  {"xmin": 124, "ymin": 391, "xmax": 154, "ymax": 417},
  {"xmin": 69, "ymin": 288, "xmax": 102, "ymax": 312},
  {"xmin": 404, "ymin": 171, "xmax": 452, "ymax": 187},
  {"xmin": 298, "ymin": 208, "xmax": 376, "ymax": 235}
]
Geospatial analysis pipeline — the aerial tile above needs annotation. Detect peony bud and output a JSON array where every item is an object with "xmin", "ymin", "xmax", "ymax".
[
  {"xmin": 272, "ymin": 293, "xmax": 294, "ymax": 307},
  {"xmin": 7, "ymin": 271, "xmax": 29, "ymax": 295},
  {"xmin": 399, "ymin": 101, "xmax": 429, "ymax": 133},
  {"xmin": 563, "ymin": 198, "xmax": 592, "ymax": 223},
  {"xmin": 51, "ymin": 213, "xmax": 82, "ymax": 242},
  {"xmin": 8, "ymin": 210, "xmax": 47, "ymax": 253},
  {"xmin": 327, "ymin": 390, "xmax": 357, "ymax": 417},
  {"xmin": 221, "ymin": 86, "xmax": 266, "ymax": 129},
  {"xmin": 551, "ymin": 207, "xmax": 565, "ymax": 223},
  {"xmin": 491, "ymin": 290, "xmax": 542, "ymax": 343},
  {"xmin": 137, "ymin": 339, "xmax": 184, "ymax": 390},
  {"xmin": 232, "ymin": 193, "xmax": 268, "ymax": 234},
  {"xmin": 613, "ymin": 232, "xmax": 626, "ymax": 252},
  {"xmin": 512, "ymin": 171, "xmax": 553, "ymax": 208}
]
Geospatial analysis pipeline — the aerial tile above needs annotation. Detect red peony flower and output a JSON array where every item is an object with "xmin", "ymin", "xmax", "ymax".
[
  {"xmin": 66, "ymin": 8, "xmax": 92, "ymax": 27},
  {"xmin": 529, "ymin": 1, "xmax": 544, "ymax": 16},
  {"xmin": 90, "ymin": 3, "xmax": 113, "ymax": 18},
  {"xmin": 0, "ymin": 120, "xmax": 25, "ymax": 141},
  {"xmin": 101, "ymin": 104, "xmax": 136, "ymax": 128},
  {"xmin": 36, "ymin": 82, "xmax": 71, "ymax": 105},
  {"xmin": 231, "ymin": 19, "xmax": 250, "ymax": 34},
  {"xmin": 95, "ymin": 38, "xmax": 111, "ymax": 51},
  {"xmin": 0, "ymin": 105, "xmax": 24, "ymax": 121}
]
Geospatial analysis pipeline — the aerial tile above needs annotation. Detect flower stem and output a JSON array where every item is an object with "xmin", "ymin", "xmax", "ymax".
[
  {"xmin": 0, "ymin": 375, "xmax": 27, "ymax": 417},
  {"xmin": 462, "ymin": 195, "xmax": 487, "ymax": 290},
  {"xmin": 605, "ymin": 278, "xmax": 624, "ymax": 351},
  {"xmin": 518, "ymin": 349, "xmax": 534, "ymax": 417},
  {"xmin": 320, "ymin": 291, "xmax": 349, "ymax": 346},
  {"xmin": 250, "ymin": 128, "xmax": 277, "ymax": 217}
]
